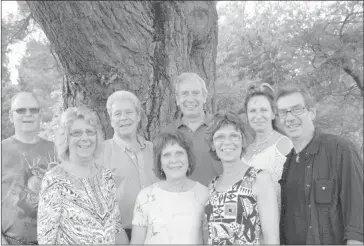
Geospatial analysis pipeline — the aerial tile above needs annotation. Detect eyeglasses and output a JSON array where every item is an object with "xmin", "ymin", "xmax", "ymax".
[
  {"xmin": 13, "ymin": 108, "xmax": 40, "ymax": 115},
  {"xmin": 213, "ymin": 133, "xmax": 242, "ymax": 143},
  {"xmin": 277, "ymin": 106, "xmax": 306, "ymax": 119},
  {"xmin": 70, "ymin": 130, "xmax": 97, "ymax": 137}
]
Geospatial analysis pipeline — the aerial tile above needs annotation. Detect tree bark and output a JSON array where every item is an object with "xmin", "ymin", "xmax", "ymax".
[{"xmin": 26, "ymin": 1, "xmax": 218, "ymax": 140}]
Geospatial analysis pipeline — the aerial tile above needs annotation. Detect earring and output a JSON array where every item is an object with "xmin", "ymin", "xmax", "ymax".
[{"xmin": 160, "ymin": 169, "xmax": 164, "ymax": 178}]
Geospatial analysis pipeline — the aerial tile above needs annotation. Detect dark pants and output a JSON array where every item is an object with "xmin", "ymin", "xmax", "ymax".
[{"xmin": 125, "ymin": 228, "xmax": 132, "ymax": 241}]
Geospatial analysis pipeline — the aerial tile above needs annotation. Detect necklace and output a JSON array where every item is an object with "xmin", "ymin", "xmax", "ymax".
[{"xmin": 252, "ymin": 130, "xmax": 274, "ymax": 155}]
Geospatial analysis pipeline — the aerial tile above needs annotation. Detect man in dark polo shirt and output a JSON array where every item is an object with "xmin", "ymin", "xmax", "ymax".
[
  {"xmin": 163, "ymin": 72, "xmax": 223, "ymax": 186},
  {"xmin": 277, "ymin": 84, "xmax": 363, "ymax": 245}
]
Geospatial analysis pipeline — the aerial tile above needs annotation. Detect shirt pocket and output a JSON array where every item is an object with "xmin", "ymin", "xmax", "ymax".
[{"xmin": 314, "ymin": 178, "xmax": 335, "ymax": 205}]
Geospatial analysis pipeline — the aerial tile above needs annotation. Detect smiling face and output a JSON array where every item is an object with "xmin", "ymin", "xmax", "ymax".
[
  {"xmin": 110, "ymin": 99, "xmax": 140, "ymax": 139},
  {"xmin": 161, "ymin": 142, "xmax": 189, "ymax": 181},
  {"xmin": 10, "ymin": 93, "xmax": 41, "ymax": 134},
  {"xmin": 213, "ymin": 124, "xmax": 243, "ymax": 163},
  {"xmin": 247, "ymin": 95, "xmax": 275, "ymax": 133},
  {"xmin": 277, "ymin": 92, "xmax": 316, "ymax": 141},
  {"xmin": 176, "ymin": 78, "xmax": 207, "ymax": 118},
  {"xmin": 68, "ymin": 118, "xmax": 97, "ymax": 162}
]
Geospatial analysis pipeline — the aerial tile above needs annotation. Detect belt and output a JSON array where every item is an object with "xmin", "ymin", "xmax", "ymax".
[{"xmin": 4, "ymin": 235, "xmax": 37, "ymax": 245}]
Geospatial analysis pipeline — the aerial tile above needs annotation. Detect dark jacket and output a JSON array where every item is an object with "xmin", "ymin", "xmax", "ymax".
[{"xmin": 279, "ymin": 131, "xmax": 363, "ymax": 244}]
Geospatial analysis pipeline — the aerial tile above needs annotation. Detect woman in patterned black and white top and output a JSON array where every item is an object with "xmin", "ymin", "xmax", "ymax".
[
  {"xmin": 37, "ymin": 106, "xmax": 129, "ymax": 244},
  {"xmin": 204, "ymin": 111, "xmax": 279, "ymax": 245}
]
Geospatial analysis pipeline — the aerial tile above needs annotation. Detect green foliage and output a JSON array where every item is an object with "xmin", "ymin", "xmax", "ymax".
[
  {"xmin": 216, "ymin": 1, "xmax": 363, "ymax": 153},
  {"xmin": 1, "ymin": 1, "xmax": 64, "ymax": 141}
]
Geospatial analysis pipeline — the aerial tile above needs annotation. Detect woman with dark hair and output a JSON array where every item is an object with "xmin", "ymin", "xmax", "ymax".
[
  {"xmin": 37, "ymin": 106, "xmax": 128, "ymax": 244},
  {"xmin": 204, "ymin": 111, "xmax": 279, "ymax": 244},
  {"xmin": 130, "ymin": 131, "xmax": 208, "ymax": 244},
  {"xmin": 242, "ymin": 83, "xmax": 293, "ymax": 207}
]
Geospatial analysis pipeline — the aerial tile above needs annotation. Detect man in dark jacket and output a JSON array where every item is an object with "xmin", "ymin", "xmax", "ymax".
[{"xmin": 276, "ymin": 84, "xmax": 363, "ymax": 245}]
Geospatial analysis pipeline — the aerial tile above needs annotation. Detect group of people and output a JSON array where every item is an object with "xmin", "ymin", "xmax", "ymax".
[{"xmin": 1, "ymin": 72, "xmax": 363, "ymax": 245}]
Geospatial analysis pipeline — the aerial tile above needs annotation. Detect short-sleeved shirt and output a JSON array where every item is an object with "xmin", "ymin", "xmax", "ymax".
[
  {"xmin": 100, "ymin": 134, "xmax": 157, "ymax": 229},
  {"xmin": 1, "ymin": 136, "xmax": 57, "ymax": 244},
  {"xmin": 37, "ymin": 164, "xmax": 123, "ymax": 244},
  {"xmin": 132, "ymin": 181, "xmax": 208, "ymax": 244},
  {"xmin": 163, "ymin": 116, "xmax": 223, "ymax": 186}
]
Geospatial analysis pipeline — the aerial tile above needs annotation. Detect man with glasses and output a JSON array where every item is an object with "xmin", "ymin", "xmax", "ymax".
[
  {"xmin": 276, "ymin": 84, "xmax": 363, "ymax": 245},
  {"xmin": 1, "ymin": 91, "xmax": 57, "ymax": 245}
]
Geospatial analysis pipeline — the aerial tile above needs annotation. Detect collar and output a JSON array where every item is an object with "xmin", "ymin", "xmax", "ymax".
[
  {"xmin": 174, "ymin": 114, "xmax": 212, "ymax": 129},
  {"xmin": 287, "ymin": 130, "xmax": 321, "ymax": 158},
  {"xmin": 112, "ymin": 133, "xmax": 146, "ymax": 152}
]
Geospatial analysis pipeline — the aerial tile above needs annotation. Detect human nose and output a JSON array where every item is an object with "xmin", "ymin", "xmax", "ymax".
[
  {"xmin": 80, "ymin": 131, "xmax": 90, "ymax": 139},
  {"xmin": 285, "ymin": 110, "xmax": 296, "ymax": 121}
]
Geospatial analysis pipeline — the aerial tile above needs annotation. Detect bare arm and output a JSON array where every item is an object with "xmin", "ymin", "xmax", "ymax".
[
  {"xmin": 130, "ymin": 226, "xmax": 147, "ymax": 244},
  {"xmin": 276, "ymin": 136, "xmax": 293, "ymax": 156},
  {"xmin": 255, "ymin": 170, "xmax": 280, "ymax": 244}
]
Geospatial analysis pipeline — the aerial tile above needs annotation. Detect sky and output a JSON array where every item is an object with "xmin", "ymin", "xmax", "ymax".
[
  {"xmin": 2, "ymin": 1, "xmax": 47, "ymax": 85},
  {"xmin": 2, "ymin": 1, "xmax": 26, "ymax": 85}
]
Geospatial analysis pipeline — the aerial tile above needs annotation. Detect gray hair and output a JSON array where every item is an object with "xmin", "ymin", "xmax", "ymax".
[
  {"xmin": 174, "ymin": 72, "xmax": 208, "ymax": 96},
  {"xmin": 56, "ymin": 106, "xmax": 104, "ymax": 162},
  {"xmin": 106, "ymin": 90, "xmax": 141, "ymax": 117},
  {"xmin": 11, "ymin": 91, "xmax": 41, "ymax": 110}
]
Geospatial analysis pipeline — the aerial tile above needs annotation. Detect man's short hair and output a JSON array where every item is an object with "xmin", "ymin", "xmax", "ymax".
[
  {"xmin": 174, "ymin": 72, "xmax": 208, "ymax": 96},
  {"xmin": 10, "ymin": 91, "xmax": 41, "ymax": 110},
  {"xmin": 276, "ymin": 84, "xmax": 316, "ymax": 109},
  {"xmin": 106, "ymin": 90, "xmax": 141, "ymax": 117}
]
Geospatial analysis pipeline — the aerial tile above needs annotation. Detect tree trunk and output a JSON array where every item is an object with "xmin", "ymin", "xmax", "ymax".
[{"xmin": 26, "ymin": 1, "xmax": 218, "ymax": 140}]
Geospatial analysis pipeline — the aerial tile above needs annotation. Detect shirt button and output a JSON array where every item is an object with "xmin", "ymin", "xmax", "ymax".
[
  {"xmin": 322, "ymin": 186, "xmax": 326, "ymax": 190},
  {"xmin": 306, "ymin": 184, "xmax": 310, "ymax": 187},
  {"xmin": 307, "ymin": 165, "xmax": 311, "ymax": 168},
  {"xmin": 309, "ymin": 226, "xmax": 312, "ymax": 229},
  {"xmin": 308, "ymin": 204, "xmax": 311, "ymax": 208}
]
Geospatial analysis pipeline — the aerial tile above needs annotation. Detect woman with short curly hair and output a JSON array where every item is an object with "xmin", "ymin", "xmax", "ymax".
[
  {"xmin": 37, "ymin": 106, "xmax": 128, "ymax": 244},
  {"xmin": 131, "ymin": 131, "xmax": 209, "ymax": 244}
]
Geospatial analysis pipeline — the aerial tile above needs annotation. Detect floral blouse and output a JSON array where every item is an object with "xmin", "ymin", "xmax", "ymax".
[
  {"xmin": 205, "ymin": 167, "xmax": 262, "ymax": 245},
  {"xmin": 132, "ymin": 181, "xmax": 209, "ymax": 244},
  {"xmin": 37, "ymin": 164, "xmax": 124, "ymax": 244}
]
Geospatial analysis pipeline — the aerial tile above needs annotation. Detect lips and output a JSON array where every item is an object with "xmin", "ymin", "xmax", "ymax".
[
  {"xmin": 287, "ymin": 124, "xmax": 300, "ymax": 129},
  {"xmin": 221, "ymin": 148, "xmax": 235, "ymax": 152},
  {"xmin": 77, "ymin": 144, "xmax": 92, "ymax": 149}
]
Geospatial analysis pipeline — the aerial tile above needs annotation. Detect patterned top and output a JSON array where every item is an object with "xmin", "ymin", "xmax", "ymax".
[
  {"xmin": 37, "ymin": 164, "xmax": 124, "ymax": 244},
  {"xmin": 132, "ymin": 181, "xmax": 209, "ymax": 244},
  {"xmin": 205, "ymin": 167, "xmax": 262, "ymax": 245}
]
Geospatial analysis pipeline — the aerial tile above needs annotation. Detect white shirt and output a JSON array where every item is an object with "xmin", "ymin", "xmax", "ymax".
[{"xmin": 132, "ymin": 181, "xmax": 208, "ymax": 244}]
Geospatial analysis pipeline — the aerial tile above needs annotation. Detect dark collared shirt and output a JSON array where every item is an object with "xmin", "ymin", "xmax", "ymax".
[
  {"xmin": 280, "ymin": 131, "xmax": 363, "ymax": 244},
  {"xmin": 283, "ymin": 148, "xmax": 309, "ymax": 245},
  {"xmin": 163, "ymin": 116, "xmax": 223, "ymax": 186}
]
